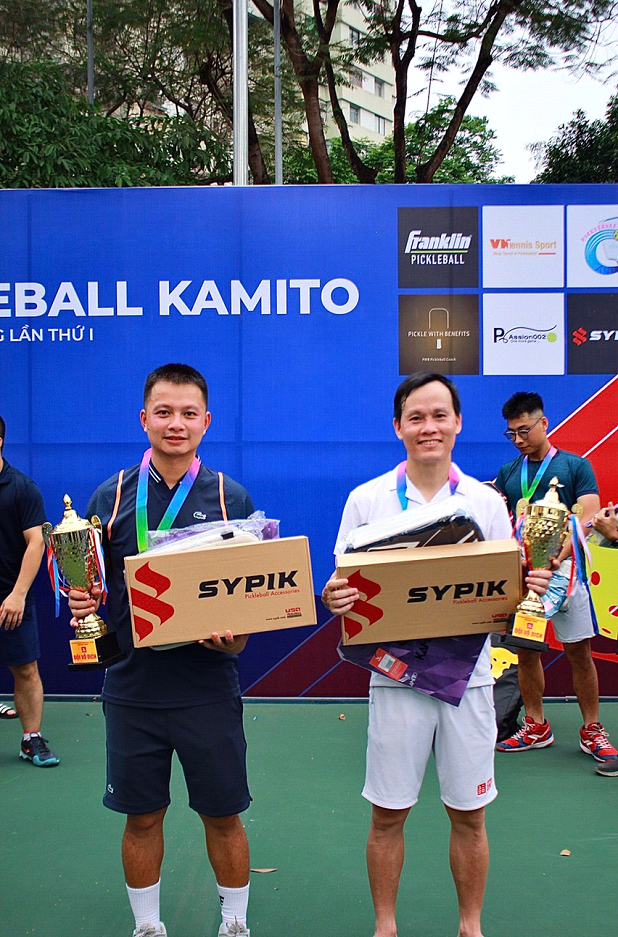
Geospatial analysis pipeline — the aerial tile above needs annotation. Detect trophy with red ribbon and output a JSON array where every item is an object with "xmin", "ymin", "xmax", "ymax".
[
  {"xmin": 507, "ymin": 477, "xmax": 571, "ymax": 651},
  {"xmin": 43, "ymin": 495, "xmax": 125, "ymax": 670}
]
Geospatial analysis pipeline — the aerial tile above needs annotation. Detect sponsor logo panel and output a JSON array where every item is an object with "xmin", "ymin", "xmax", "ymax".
[
  {"xmin": 567, "ymin": 205, "xmax": 618, "ymax": 286},
  {"xmin": 482, "ymin": 293, "xmax": 564, "ymax": 376},
  {"xmin": 398, "ymin": 207, "xmax": 479, "ymax": 288},
  {"xmin": 399, "ymin": 294, "xmax": 479, "ymax": 375},
  {"xmin": 567, "ymin": 293, "xmax": 618, "ymax": 374},
  {"xmin": 482, "ymin": 205, "xmax": 564, "ymax": 288}
]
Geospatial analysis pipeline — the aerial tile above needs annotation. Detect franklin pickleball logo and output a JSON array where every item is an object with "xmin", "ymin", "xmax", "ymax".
[
  {"xmin": 398, "ymin": 206, "xmax": 479, "ymax": 288},
  {"xmin": 342, "ymin": 569, "xmax": 383, "ymax": 641},
  {"xmin": 583, "ymin": 217, "xmax": 618, "ymax": 275},
  {"xmin": 130, "ymin": 562, "xmax": 174, "ymax": 641},
  {"xmin": 567, "ymin": 294, "xmax": 618, "ymax": 374}
]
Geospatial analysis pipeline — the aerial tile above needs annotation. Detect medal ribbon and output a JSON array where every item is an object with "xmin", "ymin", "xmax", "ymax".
[
  {"xmin": 135, "ymin": 447, "xmax": 200, "ymax": 553},
  {"xmin": 396, "ymin": 461, "xmax": 459, "ymax": 511},
  {"xmin": 519, "ymin": 446, "xmax": 557, "ymax": 505}
]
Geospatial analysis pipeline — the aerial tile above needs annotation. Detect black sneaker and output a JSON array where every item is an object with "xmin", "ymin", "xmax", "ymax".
[
  {"xmin": 19, "ymin": 735, "xmax": 60, "ymax": 767},
  {"xmin": 596, "ymin": 757, "xmax": 618, "ymax": 777}
]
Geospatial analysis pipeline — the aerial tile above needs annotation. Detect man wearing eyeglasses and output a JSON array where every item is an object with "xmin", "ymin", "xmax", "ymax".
[{"xmin": 494, "ymin": 391, "xmax": 616, "ymax": 763}]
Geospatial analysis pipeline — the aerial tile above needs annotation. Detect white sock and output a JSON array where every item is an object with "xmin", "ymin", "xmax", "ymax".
[
  {"xmin": 217, "ymin": 882, "xmax": 250, "ymax": 926},
  {"xmin": 126, "ymin": 880, "xmax": 161, "ymax": 927}
]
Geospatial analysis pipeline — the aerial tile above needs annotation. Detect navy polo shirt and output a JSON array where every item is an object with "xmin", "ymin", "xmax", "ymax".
[
  {"xmin": 87, "ymin": 460, "xmax": 255, "ymax": 708},
  {"xmin": 0, "ymin": 460, "xmax": 46, "ymax": 602}
]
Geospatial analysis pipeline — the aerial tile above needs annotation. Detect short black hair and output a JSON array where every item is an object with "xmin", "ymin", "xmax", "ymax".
[
  {"xmin": 394, "ymin": 372, "xmax": 461, "ymax": 423},
  {"xmin": 0, "ymin": 414, "xmax": 4, "ymax": 452},
  {"xmin": 502, "ymin": 391, "xmax": 544, "ymax": 421},
  {"xmin": 143, "ymin": 364, "xmax": 208, "ymax": 408}
]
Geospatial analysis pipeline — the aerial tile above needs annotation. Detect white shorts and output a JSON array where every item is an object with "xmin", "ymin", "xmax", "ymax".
[
  {"xmin": 551, "ymin": 574, "xmax": 596, "ymax": 644},
  {"xmin": 362, "ymin": 685, "xmax": 498, "ymax": 812}
]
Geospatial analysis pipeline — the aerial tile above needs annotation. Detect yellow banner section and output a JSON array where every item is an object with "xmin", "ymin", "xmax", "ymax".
[{"xmin": 588, "ymin": 541, "xmax": 618, "ymax": 641}]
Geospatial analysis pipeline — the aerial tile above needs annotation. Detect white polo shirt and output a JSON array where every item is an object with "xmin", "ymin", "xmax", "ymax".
[{"xmin": 334, "ymin": 462, "xmax": 513, "ymax": 689}]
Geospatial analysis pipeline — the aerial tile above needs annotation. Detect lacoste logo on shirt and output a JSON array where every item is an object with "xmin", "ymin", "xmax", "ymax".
[{"xmin": 193, "ymin": 511, "xmax": 208, "ymax": 520}]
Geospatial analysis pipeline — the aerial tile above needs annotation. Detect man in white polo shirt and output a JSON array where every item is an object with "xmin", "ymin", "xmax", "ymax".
[{"xmin": 322, "ymin": 373, "xmax": 553, "ymax": 937}]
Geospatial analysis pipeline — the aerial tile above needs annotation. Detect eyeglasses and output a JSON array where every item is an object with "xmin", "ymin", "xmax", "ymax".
[{"xmin": 503, "ymin": 416, "xmax": 542, "ymax": 442}]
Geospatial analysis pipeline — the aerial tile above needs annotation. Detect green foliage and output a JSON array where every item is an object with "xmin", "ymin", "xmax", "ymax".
[
  {"xmin": 284, "ymin": 97, "xmax": 514, "ymax": 184},
  {"xmin": 533, "ymin": 94, "xmax": 618, "ymax": 183},
  {"xmin": 0, "ymin": 60, "xmax": 230, "ymax": 187}
]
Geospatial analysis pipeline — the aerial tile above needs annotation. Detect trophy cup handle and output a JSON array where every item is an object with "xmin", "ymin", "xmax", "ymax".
[
  {"xmin": 42, "ymin": 522, "xmax": 52, "ymax": 548},
  {"xmin": 91, "ymin": 515, "xmax": 103, "ymax": 534}
]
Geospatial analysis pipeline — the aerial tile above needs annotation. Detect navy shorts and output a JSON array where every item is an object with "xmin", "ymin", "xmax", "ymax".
[
  {"xmin": 103, "ymin": 697, "xmax": 251, "ymax": 817},
  {"xmin": 0, "ymin": 601, "xmax": 40, "ymax": 666}
]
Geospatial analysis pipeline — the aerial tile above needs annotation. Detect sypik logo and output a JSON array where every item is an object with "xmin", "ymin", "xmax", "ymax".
[
  {"xmin": 130, "ymin": 562, "xmax": 174, "ymax": 641},
  {"xmin": 572, "ymin": 327, "xmax": 588, "ymax": 345},
  {"xmin": 342, "ymin": 569, "xmax": 383, "ymax": 641}
]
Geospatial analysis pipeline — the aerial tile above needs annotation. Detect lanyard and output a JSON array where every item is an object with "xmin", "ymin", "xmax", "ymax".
[
  {"xmin": 135, "ymin": 448, "xmax": 200, "ymax": 553},
  {"xmin": 520, "ymin": 446, "xmax": 557, "ymax": 503},
  {"xmin": 396, "ymin": 461, "xmax": 460, "ymax": 511}
]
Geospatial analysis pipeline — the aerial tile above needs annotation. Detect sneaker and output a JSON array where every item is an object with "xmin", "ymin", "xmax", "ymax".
[
  {"xmin": 496, "ymin": 716, "xmax": 554, "ymax": 752},
  {"xmin": 219, "ymin": 923, "xmax": 250, "ymax": 937},
  {"xmin": 580, "ymin": 723, "xmax": 617, "ymax": 762},
  {"xmin": 19, "ymin": 735, "xmax": 60, "ymax": 767},
  {"xmin": 596, "ymin": 757, "xmax": 618, "ymax": 777},
  {"xmin": 132, "ymin": 924, "xmax": 167, "ymax": 937}
]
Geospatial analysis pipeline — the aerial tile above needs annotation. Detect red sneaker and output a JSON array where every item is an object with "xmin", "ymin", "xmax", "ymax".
[
  {"xmin": 580, "ymin": 723, "xmax": 617, "ymax": 762},
  {"xmin": 496, "ymin": 716, "xmax": 554, "ymax": 752}
]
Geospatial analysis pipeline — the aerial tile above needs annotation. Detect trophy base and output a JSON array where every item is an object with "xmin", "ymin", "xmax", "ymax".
[
  {"xmin": 68, "ymin": 631, "xmax": 126, "ymax": 670},
  {"xmin": 503, "ymin": 609, "xmax": 549, "ymax": 653}
]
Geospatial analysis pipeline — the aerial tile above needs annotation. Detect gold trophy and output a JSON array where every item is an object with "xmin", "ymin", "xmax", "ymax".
[
  {"xmin": 43, "ymin": 496, "xmax": 125, "ymax": 670},
  {"xmin": 507, "ymin": 477, "xmax": 571, "ymax": 651}
]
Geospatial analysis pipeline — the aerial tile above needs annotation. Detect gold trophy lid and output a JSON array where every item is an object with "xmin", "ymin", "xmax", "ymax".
[
  {"xmin": 529, "ymin": 477, "xmax": 569, "ymax": 514},
  {"xmin": 46, "ymin": 495, "xmax": 101, "ymax": 535}
]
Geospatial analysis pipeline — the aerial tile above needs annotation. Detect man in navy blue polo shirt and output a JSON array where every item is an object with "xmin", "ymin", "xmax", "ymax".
[
  {"xmin": 0, "ymin": 415, "xmax": 59, "ymax": 766},
  {"xmin": 68, "ymin": 364, "xmax": 255, "ymax": 937}
]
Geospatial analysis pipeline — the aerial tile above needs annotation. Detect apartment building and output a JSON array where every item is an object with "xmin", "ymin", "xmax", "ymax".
[{"xmin": 319, "ymin": 1, "xmax": 395, "ymax": 142}]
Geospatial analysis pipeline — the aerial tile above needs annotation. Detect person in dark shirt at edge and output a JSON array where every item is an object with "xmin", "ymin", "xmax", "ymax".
[{"xmin": 494, "ymin": 391, "xmax": 616, "ymax": 764}]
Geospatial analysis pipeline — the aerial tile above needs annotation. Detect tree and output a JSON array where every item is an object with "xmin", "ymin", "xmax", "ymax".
[
  {"xmin": 0, "ymin": 59, "xmax": 230, "ymax": 187},
  {"xmin": 532, "ymin": 93, "xmax": 618, "ymax": 183},
  {"xmin": 284, "ymin": 96, "xmax": 513, "ymax": 183},
  {"xmin": 334, "ymin": 0, "xmax": 618, "ymax": 183},
  {"xmin": 0, "ymin": 0, "xmax": 305, "ymax": 185}
]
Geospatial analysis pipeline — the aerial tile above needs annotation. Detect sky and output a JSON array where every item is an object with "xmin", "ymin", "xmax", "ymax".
[
  {"xmin": 412, "ymin": 29, "xmax": 618, "ymax": 183},
  {"xmin": 467, "ymin": 64, "xmax": 617, "ymax": 183}
]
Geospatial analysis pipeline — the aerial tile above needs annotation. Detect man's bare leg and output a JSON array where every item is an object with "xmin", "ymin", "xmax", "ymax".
[
  {"xmin": 366, "ymin": 804, "xmax": 410, "ymax": 937},
  {"xmin": 444, "ymin": 805, "xmax": 487, "ymax": 937},
  {"xmin": 201, "ymin": 813, "xmax": 250, "ymax": 887},
  {"xmin": 516, "ymin": 649, "xmax": 545, "ymax": 723},
  {"xmin": 123, "ymin": 808, "xmax": 167, "ymax": 888},
  {"xmin": 563, "ymin": 639, "xmax": 599, "ymax": 726},
  {"xmin": 9, "ymin": 661, "xmax": 44, "ymax": 733}
]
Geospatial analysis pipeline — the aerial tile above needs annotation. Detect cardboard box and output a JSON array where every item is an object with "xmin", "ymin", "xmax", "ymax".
[
  {"xmin": 336, "ymin": 539, "xmax": 522, "ymax": 645},
  {"xmin": 125, "ymin": 536, "xmax": 316, "ymax": 647}
]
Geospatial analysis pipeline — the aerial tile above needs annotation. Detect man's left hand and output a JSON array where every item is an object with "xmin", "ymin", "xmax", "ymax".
[
  {"xmin": 0, "ymin": 591, "xmax": 26, "ymax": 629},
  {"xmin": 199, "ymin": 630, "xmax": 250, "ymax": 654},
  {"xmin": 524, "ymin": 565, "xmax": 555, "ymax": 597}
]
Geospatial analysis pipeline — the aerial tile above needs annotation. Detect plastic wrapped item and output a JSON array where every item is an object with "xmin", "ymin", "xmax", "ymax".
[
  {"xmin": 145, "ymin": 511, "xmax": 279, "ymax": 554},
  {"xmin": 339, "ymin": 496, "xmax": 484, "ymax": 553}
]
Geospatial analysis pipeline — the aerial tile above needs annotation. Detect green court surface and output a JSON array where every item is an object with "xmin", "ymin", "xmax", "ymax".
[{"xmin": 1, "ymin": 699, "xmax": 617, "ymax": 937}]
